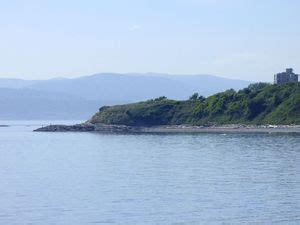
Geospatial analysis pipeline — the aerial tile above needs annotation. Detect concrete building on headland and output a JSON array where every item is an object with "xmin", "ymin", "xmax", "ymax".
[{"xmin": 274, "ymin": 68, "xmax": 298, "ymax": 84}]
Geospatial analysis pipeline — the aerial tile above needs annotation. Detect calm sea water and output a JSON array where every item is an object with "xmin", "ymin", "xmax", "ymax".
[{"xmin": 0, "ymin": 121, "xmax": 299, "ymax": 225}]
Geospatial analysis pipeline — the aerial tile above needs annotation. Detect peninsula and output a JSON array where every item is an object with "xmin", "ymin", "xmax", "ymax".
[{"xmin": 35, "ymin": 82, "xmax": 300, "ymax": 133}]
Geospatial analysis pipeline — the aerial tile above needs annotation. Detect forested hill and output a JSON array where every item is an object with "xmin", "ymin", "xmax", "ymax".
[{"xmin": 89, "ymin": 83, "xmax": 300, "ymax": 126}]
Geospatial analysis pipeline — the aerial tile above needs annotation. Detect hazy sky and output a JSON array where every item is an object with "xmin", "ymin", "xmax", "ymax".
[{"xmin": 0, "ymin": 0, "xmax": 299, "ymax": 81}]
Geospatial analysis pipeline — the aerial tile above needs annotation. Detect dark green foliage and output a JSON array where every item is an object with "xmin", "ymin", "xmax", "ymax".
[
  {"xmin": 90, "ymin": 83, "xmax": 300, "ymax": 126},
  {"xmin": 99, "ymin": 106, "xmax": 110, "ymax": 111},
  {"xmin": 189, "ymin": 93, "xmax": 199, "ymax": 100},
  {"xmin": 189, "ymin": 93, "xmax": 206, "ymax": 101},
  {"xmin": 153, "ymin": 96, "xmax": 167, "ymax": 101},
  {"xmin": 248, "ymin": 97, "xmax": 267, "ymax": 119}
]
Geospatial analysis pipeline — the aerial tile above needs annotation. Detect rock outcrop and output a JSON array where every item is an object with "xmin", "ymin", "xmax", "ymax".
[
  {"xmin": 34, "ymin": 124, "xmax": 95, "ymax": 132},
  {"xmin": 34, "ymin": 123, "xmax": 139, "ymax": 133}
]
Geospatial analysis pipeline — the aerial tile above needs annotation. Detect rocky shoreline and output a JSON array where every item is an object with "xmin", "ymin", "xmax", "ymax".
[
  {"xmin": 34, "ymin": 124, "xmax": 95, "ymax": 132},
  {"xmin": 34, "ymin": 123, "xmax": 300, "ymax": 134}
]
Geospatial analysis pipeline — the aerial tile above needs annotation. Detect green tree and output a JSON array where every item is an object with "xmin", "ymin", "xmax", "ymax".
[
  {"xmin": 154, "ymin": 96, "xmax": 167, "ymax": 101},
  {"xmin": 189, "ymin": 93, "xmax": 199, "ymax": 100}
]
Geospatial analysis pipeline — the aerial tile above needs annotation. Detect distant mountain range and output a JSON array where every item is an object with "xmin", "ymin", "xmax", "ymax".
[{"xmin": 0, "ymin": 73, "xmax": 252, "ymax": 120}]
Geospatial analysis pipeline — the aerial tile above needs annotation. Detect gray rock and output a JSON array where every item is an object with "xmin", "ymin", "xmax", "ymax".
[{"xmin": 34, "ymin": 124, "xmax": 95, "ymax": 132}]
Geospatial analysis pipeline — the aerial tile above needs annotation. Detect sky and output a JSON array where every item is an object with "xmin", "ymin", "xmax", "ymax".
[{"xmin": 0, "ymin": 0, "xmax": 299, "ymax": 81}]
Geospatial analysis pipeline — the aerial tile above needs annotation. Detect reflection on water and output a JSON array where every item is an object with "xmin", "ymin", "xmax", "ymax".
[{"xmin": 0, "ymin": 121, "xmax": 299, "ymax": 224}]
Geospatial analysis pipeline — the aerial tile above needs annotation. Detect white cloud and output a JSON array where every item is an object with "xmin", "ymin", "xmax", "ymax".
[{"xmin": 129, "ymin": 24, "xmax": 142, "ymax": 31}]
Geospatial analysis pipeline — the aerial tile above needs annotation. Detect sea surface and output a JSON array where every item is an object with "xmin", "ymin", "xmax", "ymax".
[{"xmin": 0, "ymin": 121, "xmax": 300, "ymax": 225}]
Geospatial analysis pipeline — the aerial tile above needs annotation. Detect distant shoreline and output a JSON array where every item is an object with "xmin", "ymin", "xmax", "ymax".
[{"xmin": 34, "ymin": 123, "xmax": 300, "ymax": 134}]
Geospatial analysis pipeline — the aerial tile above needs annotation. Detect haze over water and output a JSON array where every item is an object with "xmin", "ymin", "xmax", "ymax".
[{"xmin": 0, "ymin": 121, "xmax": 300, "ymax": 224}]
